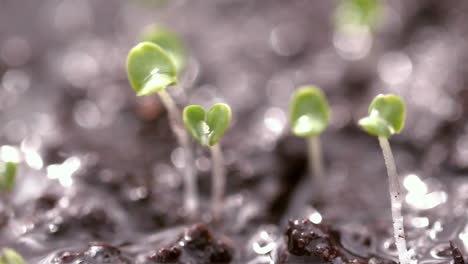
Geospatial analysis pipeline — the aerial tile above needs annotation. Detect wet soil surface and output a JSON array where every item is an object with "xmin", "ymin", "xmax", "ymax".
[{"xmin": 1, "ymin": 0, "xmax": 468, "ymax": 263}]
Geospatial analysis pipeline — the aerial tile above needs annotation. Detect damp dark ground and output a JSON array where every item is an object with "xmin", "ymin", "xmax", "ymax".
[{"xmin": 1, "ymin": 0, "xmax": 468, "ymax": 263}]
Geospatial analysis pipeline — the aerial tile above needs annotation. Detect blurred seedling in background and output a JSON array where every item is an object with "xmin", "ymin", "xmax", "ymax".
[
  {"xmin": 0, "ymin": 146, "xmax": 20, "ymax": 212},
  {"xmin": 127, "ymin": 41, "xmax": 198, "ymax": 215},
  {"xmin": 0, "ymin": 248, "xmax": 24, "ymax": 264},
  {"xmin": 141, "ymin": 24, "xmax": 187, "ymax": 74},
  {"xmin": 335, "ymin": 0, "xmax": 382, "ymax": 30},
  {"xmin": 183, "ymin": 104, "xmax": 231, "ymax": 221},
  {"xmin": 289, "ymin": 86, "xmax": 330, "ymax": 198},
  {"xmin": 333, "ymin": 0, "xmax": 383, "ymax": 59},
  {"xmin": 358, "ymin": 94, "xmax": 412, "ymax": 264}
]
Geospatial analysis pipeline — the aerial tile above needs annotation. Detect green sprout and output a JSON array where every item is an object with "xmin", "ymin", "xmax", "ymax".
[
  {"xmin": 289, "ymin": 85, "xmax": 330, "ymax": 196},
  {"xmin": 358, "ymin": 94, "xmax": 411, "ymax": 264},
  {"xmin": 334, "ymin": 0, "xmax": 383, "ymax": 30},
  {"xmin": 0, "ymin": 162, "xmax": 17, "ymax": 192},
  {"xmin": 141, "ymin": 25, "xmax": 187, "ymax": 73},
  {"xmin": 127, "ymin": 42, "xmax": 198, "ymax": 215},
  {"xmin": 183, "ymin": 104, "xmax": 231, "ymax": 221},
  {"xmin": 0, "ymin": 145, "xmax": 20, "ymax": 211},
  {"xmin": 0, "ymin": 248, "xmax": 25, "ymax": 264}
]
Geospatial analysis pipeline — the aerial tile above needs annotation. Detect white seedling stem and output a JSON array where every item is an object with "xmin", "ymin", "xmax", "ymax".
[
  {"xmin": 378, "ymin": 136, "xmax": 411, "ymax": 264},
  {"xmin": 308, "ymin": 136, "xmax": 324, "ymax": 197},
  {"xmin": 158, "ymin": 89, "xmax": 198, "ymax": 214},
  {"xmin": 209, "ymin": 143, "xmax": 225, "ymax": 221}
]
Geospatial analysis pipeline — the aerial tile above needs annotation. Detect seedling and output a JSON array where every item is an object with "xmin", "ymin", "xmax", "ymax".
[
  {"xmin": 358, "ymin": 94, "xmax": 411, "ymax": 264},
  {"xmin": 141, "ymin": 24, "xmax": 187, "ymax": 73},
  {"xmin": 0, "ymin": 145, "xmax": 19, "ymax": 210},
  {"xmin": 0, "ymin": 248, "xmax": 24, "ymax": 264},
  {"xmin": 183, "ymin": 104, "xmax": 231, "ymax": 220},
  {"xmin": 0, "ymin": 162, "xmax": 17, "ymax": 193},
  {"xmin": 289, "ymin": 86, "xmax": 330, "ymax": 196},
  {"xmin": 334, "ymin": 0, "xmax": 382, "ymax": 30},
  {"xmin": 127, "ymin": 42, "xmax": 198, "ymax": 214}
]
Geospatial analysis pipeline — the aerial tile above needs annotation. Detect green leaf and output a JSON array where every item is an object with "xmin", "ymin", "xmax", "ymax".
[
  {"xmin": 141, "ymin": 25, "xmax": 187, "ymax": 73},
  {"xmin": 358, "ymin": 94, "xmax": 406, "ymax": 138},
  {"xmin": 289, "ymin": 85, "xmax": 330, "ymax": 137},
  {"xmin": 0, "ymin": 162, "xmax": 17, "ymax": 192},
  {"xmin": 183, "ymin": 104, "xmax": 232, "ymax": 146},
  {"xmin": 335, "ymin": 0, "xmax": 382, "ymax": 29},
  {"xmin": 0, "ymin": 248, "xmax": 25, "ymax": 264},
  {"xmin": 127, "ymin": 42, "xmax": 177, "ymax": 96}
]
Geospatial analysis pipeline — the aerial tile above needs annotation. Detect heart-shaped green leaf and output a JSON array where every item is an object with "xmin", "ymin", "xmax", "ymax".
[
  {"xmin": 183, "ymin": 104, "xmax": 232, "ymax": 146},
  {"xmin": 358, "ymin": 94, "xmax": 406, "ymax": 138},
  {"xmin": 141, "ymin": 25, "xmax": 187, "ymax": 73},
  {"xmin": 127, "ymin": 42, "xmax": 177, "ymax": 97},
  {"xmin": 289, "ymin": 85, "xmax": 330, "ymax": 137}
]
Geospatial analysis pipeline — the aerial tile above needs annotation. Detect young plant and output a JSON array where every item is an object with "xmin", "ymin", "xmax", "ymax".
[
  {"xmin": 127, "ymin": 42, "xmax": 198, "ymax": 214},
  {"xmin": 0, "ymin": 248, "xmax": 25, "ymax": 264},
  {"xmin": 358, "ymin": 94, "xmax": 411, "ymax": 264},
  {"xmin": 334, "ymin": 0, "xmax": 382, "ymax": 30},
  {"xmin": 289, "ymin": 86, "xmax": 330, "ymax": 196},
  {"xmin": 183, "ymin": 104, "xmax": 231, "ymax": 221},
  {"xmin": 0, "ymin": 146, "xmax": 19, "ymax": 209},
  {"xmin": 0, "ymin": 162, "xmax": 17, "ymax": 193},
  {"xmin": 140, "ymin": 24, "xmax": 187, "ymax": 73}
]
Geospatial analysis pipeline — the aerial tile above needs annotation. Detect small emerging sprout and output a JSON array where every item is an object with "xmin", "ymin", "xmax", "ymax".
[
  {"xmin": 183, "ymin": 104, "xmax": 231, "ymax": 221},
  {"xmin": 358, "ymin": 94, "xmax": 411, "ymax": 264},
  {"xmin": 289, "ymin": 85, "xmax": 330, "ymax": 197},
  {"xmin": 141, "ymin": 24, "xmax": 187, "ymax": 73},
  {"xmin": 127, "ymin": 42, "xmax": 198, "ymax": 215},
  {"xmin": 0, "ymin": 248, "xmax": 25, "ymax": 264}
]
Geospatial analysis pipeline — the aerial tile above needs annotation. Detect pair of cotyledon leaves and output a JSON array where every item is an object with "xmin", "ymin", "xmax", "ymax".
[
  {"xmin": 126, "ymin": 28, "xmax": 231, "ymax": 146},
  {"xmin": 290, "ymin": 85, "xmax": 405, "ymax": 138}
]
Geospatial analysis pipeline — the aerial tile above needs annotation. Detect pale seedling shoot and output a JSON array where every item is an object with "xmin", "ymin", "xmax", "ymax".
[
  {"xmin": 127, "ymin": 41, "xmax": 198, "ymax": 214},
  {"xmin": 358, "ymin": 94, "xmax": 411, "ymax": 264},
  {"xmin": 289, "ymin": 86, "xmax": 330, "ymax": 197},
  {"xmin": 183, "ymin": 104, "xmax": 231, "ymax": 221}
]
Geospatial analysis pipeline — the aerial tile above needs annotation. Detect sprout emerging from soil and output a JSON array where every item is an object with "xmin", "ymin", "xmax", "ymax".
[
  {"xmin": 127, "ymin": 42, "xmax": 198, "ymax": 215},
  {"xmin": 289, "ymin": 86, "xmax": 330, "ymax": 197},
  {"xmin": 183, "ymin": 104, "xmax": 231, "ymax": 221},
  {"xmin": 140, "ymin": 24, "xmax": 187, "ymax": 73},
  {"xmin": 0, "ymin": 248, "xmax": 25, "ymax": 264},
  {"xmin": 358, "ymin": 94, "xmax": 411, "ymax": 264}
]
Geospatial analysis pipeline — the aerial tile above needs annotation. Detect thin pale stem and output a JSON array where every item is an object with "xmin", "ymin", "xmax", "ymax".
[
  {"xmin": 378, "ymin": 136, "xmax": 411, "ymax": 264},
  {"xmin": 158, "ymin": 89, "xmax": 198, "ymax": 214},
  {"xmin": 308, "ymin": 136, "xmax": 324, "ymax": 198},
  {"xmin": 209, "ymin": 144, "xmax": 225, "ymax": 221}
]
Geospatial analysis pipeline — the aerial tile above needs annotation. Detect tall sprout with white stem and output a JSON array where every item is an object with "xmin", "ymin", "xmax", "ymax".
[
  {"xmin": 183, "ymin": 104, "xmax": 231, "ymax": 221},
  {"xmin": 358, "ymin": 94, "xmax": 412, "ymax": 264},
  {"xmin": 126, "ymin": 41, "xmax": 198, "ymax": 215},
  {"xmin": 289, "ymin": 86, "xmax": 330, "ymax": 199}
]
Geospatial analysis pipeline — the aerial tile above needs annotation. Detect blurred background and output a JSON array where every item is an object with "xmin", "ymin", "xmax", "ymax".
[{"xmin": 1, "ymin": 0, "xmax": 468, "ymax": 263}]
